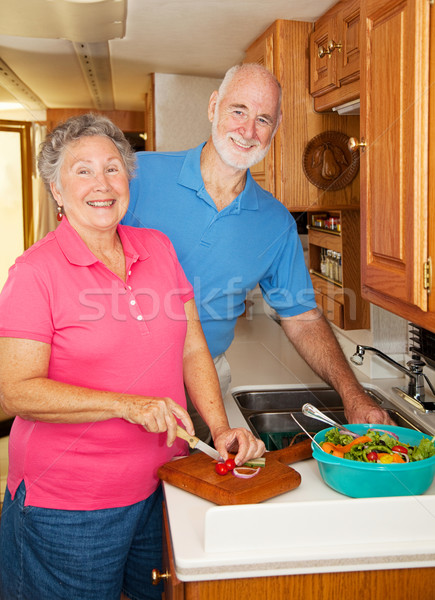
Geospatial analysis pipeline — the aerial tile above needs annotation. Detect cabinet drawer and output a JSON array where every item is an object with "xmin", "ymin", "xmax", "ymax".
[
  {"xmin": 307, "ymin": 228, "xmax": 342, "ymax": 252},
  {"xmin": 311, "ymin": 274, "xmax": 343, "ymax": 303},
  {"xmin": 322, "ymin": 294, "xmax": 344, "ymax": 328},
  {"xmin": 314, "ymin": 289, "xmax": 324, "ymax": 311}
]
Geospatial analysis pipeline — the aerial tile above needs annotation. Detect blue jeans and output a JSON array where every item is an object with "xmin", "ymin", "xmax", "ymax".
[{"xmin": 0, "ymin": 481, "xmax": 163, "ymax": 600}]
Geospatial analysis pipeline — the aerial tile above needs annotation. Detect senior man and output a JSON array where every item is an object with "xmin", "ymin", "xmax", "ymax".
[{"xmin": 123, "ymin": 63, "xmax": 393, "ymax": 438}]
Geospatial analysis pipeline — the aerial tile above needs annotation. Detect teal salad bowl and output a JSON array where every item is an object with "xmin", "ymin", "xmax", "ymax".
[{"xmin": 312, "ymin": 424, "xmax": 435, "ymax": 498}]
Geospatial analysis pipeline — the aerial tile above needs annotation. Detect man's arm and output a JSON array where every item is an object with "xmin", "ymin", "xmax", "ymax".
[{"xmin": 280, "ymin": 308, "xmax": 395, "ymax": 425}]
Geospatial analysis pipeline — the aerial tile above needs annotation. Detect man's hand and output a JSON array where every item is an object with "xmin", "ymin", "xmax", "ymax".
[{"xmin": 342, "ymin": 390, "xmax": 396, "ymax": 425}]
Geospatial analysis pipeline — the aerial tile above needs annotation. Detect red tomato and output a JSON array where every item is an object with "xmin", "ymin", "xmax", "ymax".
[
  {"xmin": 225, "ymin": 458, "xmax": 236, "ymax": 471},
  {"xmin": 366, "ymin": 451, "xmax": 378, "ymax": 462},
  {"xmin": 392, "ymin": 445, "xmax": 408, "ymax": 454},
  {"xmin": 215, "ymin": 462, "xmax": 229, "ymax": 476}
]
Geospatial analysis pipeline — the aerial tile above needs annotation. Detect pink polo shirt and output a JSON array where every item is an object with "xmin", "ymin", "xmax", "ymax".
[{"xmin": 0, "ymin": 219, "xmax": 194, "ymax": 509}]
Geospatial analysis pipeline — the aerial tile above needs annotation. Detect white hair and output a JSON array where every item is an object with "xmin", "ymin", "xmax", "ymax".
[{"xmin": 217, "ymin": 63, "xmax": 282, "ymax": 119}]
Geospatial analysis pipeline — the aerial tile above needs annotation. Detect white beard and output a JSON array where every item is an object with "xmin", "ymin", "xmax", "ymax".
[{"xmin": 211, "ymin": 117, "xmax": 271, "ymax": 171}]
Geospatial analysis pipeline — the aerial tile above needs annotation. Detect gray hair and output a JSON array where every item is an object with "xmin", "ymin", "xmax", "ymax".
[
  {"xmin": 37, "ymin": 113, "xmax": 137, "ymax": 199},
  {"xmin": 217, "ymin": 63, "xmax": 282, "ymax": 117}
]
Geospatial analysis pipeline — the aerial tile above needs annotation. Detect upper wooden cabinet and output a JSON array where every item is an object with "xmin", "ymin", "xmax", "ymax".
[
  {"xmin": 359, "ymin": 0, "xmax": 435, "ymax": 331},
  {"xmin": 245, "ymin": 20, "xmax": 360, "ymax": 211},
  {"xmin": 242, "ymin": 28, "xmax": 275, "ymax": 197},
  {"xmin": 310, "ymin": 0, "xmax": 360, "ymax": 112}
]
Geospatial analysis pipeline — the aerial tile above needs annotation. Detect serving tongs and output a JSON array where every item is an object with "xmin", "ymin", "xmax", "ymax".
[
  {"xmin": 301, "ymin": 403, "xmax": 359, "ymax": 438},
  {"xmin": 290, "ymin": 413, "xmax": 324, "ymax": 451}
]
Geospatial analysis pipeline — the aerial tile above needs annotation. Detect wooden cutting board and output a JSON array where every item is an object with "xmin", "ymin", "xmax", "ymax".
[{"xmin": 158, "ymin": 438, "xmax": 312, "ymax": 505}]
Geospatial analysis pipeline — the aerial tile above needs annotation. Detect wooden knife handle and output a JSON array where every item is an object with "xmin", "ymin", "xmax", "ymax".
[
  {"xmin": 176, "ymin": 425, "xmax": 200, "ymax": 450},
  {"xmin": 270, "ymin": 438, "xmax": 313, "ymax": 465}
]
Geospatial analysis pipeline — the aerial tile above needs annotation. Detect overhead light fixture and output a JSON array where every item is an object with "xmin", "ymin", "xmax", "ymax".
[
  {"xmin": 73, "ymin": 42, "xmax": 115, "ymax": 110},
  {"xmin": 332, "ymin": 99, "xmax": 360, "ymax": 116},
  {"xmin": 0, "ymin": 58, "xmax": 46, "ymax": 113},
  {"xmin": 0, "ymin": 0, "xmax": 127, "ymax": 43}
]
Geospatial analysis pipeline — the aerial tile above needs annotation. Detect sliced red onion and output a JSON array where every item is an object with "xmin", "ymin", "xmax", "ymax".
[
  {"xmin": 370, "ymin": 428, "xmax": 399, "ymax": 440},
  {"xmin": 339, "ymin": 428, "xmax": 359, "ymax": 438},
  {"xmin": 232, "ymin": 467, "xmax": 260, "ymax": 479},
  {"xmin": 392, "ymin": 450, "xmax": 410, "ymax": 462}
]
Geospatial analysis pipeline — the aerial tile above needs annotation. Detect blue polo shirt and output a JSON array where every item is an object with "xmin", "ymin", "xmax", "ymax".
[{"xmin": 123, "ymin": 143, "xmax": 316, "ymax": 357}]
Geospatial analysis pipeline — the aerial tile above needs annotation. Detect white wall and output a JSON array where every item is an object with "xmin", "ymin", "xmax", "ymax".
[
  {"xmin": 0, "ymin": 130, "xmax": 25, "ymax": 288},
  {"xmin": 154, "ymin": 73, "xmax": 222, "ymax": 151}
]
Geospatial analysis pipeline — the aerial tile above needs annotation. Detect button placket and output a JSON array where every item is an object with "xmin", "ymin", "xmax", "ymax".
[{"xmin": 124, "ymin": 270, "xmax": 149, "ymax": 334}]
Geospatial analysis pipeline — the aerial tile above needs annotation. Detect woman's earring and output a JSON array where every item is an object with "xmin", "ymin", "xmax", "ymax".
[{"xmin": 56, "ymin": 205, "xmax": 63, "ymax": 222}]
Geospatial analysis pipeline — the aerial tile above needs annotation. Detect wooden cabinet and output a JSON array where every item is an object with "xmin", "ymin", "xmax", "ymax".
[
  {"xmin": 45, "ymin": 108, "xmax": 145, "ymax": 138},
  {"xmin": 244, "ymin": 20, "xmax": 360, "ymax": 211},
  {"xmin": 158, "ymin": 506, "xmax": 435, "ymax": 600},
  {"xmin": 242, "ymin": 28, "xmax": 275, "ymax": 196},
  {"xmin": 308, "ymin": 209, "xmax": 369, "ymax": 330},
  {"xmin": 359, "ymin": 0, "xmax": 435, "ymax": 331},
  {"xmin": 144, "ymin": 74, "xmax": 156, "ymax": 151},
  {"xmin": 310, "ymin": 0, "xmax": 360, "ymax": 112},
  {"xmin": 160, "ymin": 504, "xmax": 184, "ymax": 600}
]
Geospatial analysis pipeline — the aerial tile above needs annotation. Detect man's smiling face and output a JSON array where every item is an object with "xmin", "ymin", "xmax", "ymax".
[{"xmin": 209, "ymin": 69, "xmax": 282, "ymax": 171}]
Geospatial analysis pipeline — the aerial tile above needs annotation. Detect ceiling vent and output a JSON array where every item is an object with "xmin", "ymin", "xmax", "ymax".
[
  {"xmin": 73, "ymin": 42, "xmax": 115, "ymax": 110},
  {"xmin": 0, "ymin": 58, "xmax": 46, "ymax": 112}
]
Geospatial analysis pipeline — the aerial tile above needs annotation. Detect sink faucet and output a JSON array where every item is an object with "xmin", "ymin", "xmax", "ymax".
[{"xmin": 350, "ymin": 345, "xmax": 435, "ymax": 412}]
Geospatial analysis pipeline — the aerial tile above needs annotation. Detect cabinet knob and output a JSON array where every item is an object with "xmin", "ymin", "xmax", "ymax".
[
  {"xmin": 151, "ymin": 568, "xmax": 171, "ymax": 585},
  {"xmin": 318, "ymin": 45, "xmax": 330, "ymax": 58},
  {"xmin": 348, "ymin": 137, "xmax": 367, "ymax": 152},
  {"xmin": 327, "ymin": 40, "xmax": 342, "ymax": 54},
  {"xmin": 318, "ymin": 40, "xmax": 342, "ymax": 58}
]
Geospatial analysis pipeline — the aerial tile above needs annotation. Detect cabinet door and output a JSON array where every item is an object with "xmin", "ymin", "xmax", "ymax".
[
  {"xmin": 244, "ymin": 30, "xmax": 275, "ymax": 196},
  {"xmin": 338, "ymin": 0, "xmax": 360, "ymax": 87},
  {"xmin": 162, "ymin": 505, "xmax": 185, "ymax": 600},
  {"xmin": 360, "ymin": 0, "xmax": 430, "ymax": 312},
  {"xmin": 310, "ymin": 16, "xmax": 339, "ymax": 97},
  {"xmin": 310, "ymin": 0, "xmax": 360, "ymax": 111}
]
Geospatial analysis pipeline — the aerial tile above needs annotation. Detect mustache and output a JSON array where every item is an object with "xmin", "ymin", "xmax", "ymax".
[{"xmin": 227, "ymin": 133, "xmax": 260, "ymax": 147}]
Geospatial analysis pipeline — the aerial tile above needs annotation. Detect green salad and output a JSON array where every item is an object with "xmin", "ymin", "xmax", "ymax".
[{"xmin": 321, "ymin": 428, "xmax": 435, "ymax": 464}]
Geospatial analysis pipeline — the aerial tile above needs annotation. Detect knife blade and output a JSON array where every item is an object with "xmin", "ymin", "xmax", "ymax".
[{"xmin": 176, "ymin": 425, "xmax": 221, "ymax": 460}]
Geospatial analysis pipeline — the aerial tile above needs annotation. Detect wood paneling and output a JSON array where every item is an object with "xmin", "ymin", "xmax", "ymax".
[
  {"xmin": 180, "ymin": 568, "xmax": 435, "ymax": 600},
  {"xmin": 46, "ymin": 108, "xmax": 144, "ymax": 133}
]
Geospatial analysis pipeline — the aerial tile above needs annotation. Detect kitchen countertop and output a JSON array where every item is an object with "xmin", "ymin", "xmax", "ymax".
[{"xmin": 163, "ymin": 315, "xmax": 435, "ymax": 582}]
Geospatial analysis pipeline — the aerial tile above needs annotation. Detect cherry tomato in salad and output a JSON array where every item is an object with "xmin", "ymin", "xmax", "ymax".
[
  {"xmin": 392, "ymin": 445, "xmax": 408, "ymax": 454},
  {"xmin": 366, "ymin": 451, "xmax": 378, "ymax": 462},
  {"xmin": 225, "ymin": 458, "xmax": 236, "ymax": 471},
  {"xmin": 215, "ymin": 462, "xmax": 229, "ymax": 476}
]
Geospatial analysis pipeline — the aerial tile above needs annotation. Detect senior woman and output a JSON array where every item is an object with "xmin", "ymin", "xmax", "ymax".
[{"xmin": 0, "ymin": 113, "xmax": 264, "ymax": 600}]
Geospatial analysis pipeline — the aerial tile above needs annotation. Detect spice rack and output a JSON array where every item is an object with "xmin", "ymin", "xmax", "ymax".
[{"xmin": 307, "ymin": 209, "xmax": 369, "ymax": 330}]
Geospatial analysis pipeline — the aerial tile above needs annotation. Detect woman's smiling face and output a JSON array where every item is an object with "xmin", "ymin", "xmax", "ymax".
[{"xmin": 51, "ymin": 135, "xmax": 130, "ymax": 237}]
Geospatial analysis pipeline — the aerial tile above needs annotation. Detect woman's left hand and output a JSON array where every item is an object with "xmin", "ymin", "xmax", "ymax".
[{"xmin": 212, "ymin": 427, "xmax": 265, "ymax": 466}]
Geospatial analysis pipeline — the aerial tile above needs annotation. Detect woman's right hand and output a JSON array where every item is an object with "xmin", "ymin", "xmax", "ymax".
[{"xmin": 119, "ymin": 396, "xmax": 194, "ymax": 447}]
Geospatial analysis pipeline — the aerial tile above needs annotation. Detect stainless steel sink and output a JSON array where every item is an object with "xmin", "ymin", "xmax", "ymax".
[
  {"xmin": 232, "ymin": 387, "xmax": 432, "ymax": 449},
  {"xmin": 247, "ymin": 410, "xmax": 347, "ymax": 450},
  {"xmin": 233, "ymin": 388, "xmax": 343, "ymax": 412}
]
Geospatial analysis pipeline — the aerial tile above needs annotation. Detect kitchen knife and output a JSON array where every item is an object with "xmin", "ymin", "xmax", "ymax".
[{"xmin": 176, "ymin": 425, "xmax": 221, "ymax": 461}]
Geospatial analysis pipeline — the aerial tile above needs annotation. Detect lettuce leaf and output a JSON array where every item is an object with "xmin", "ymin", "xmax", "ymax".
[
  {"xmin": 324, "ymin": 428, "xmax": 354, "ymax": 446},
  {"xmin": 410, "ymin": 438, "xmax": 435, "ymax": 461}
]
